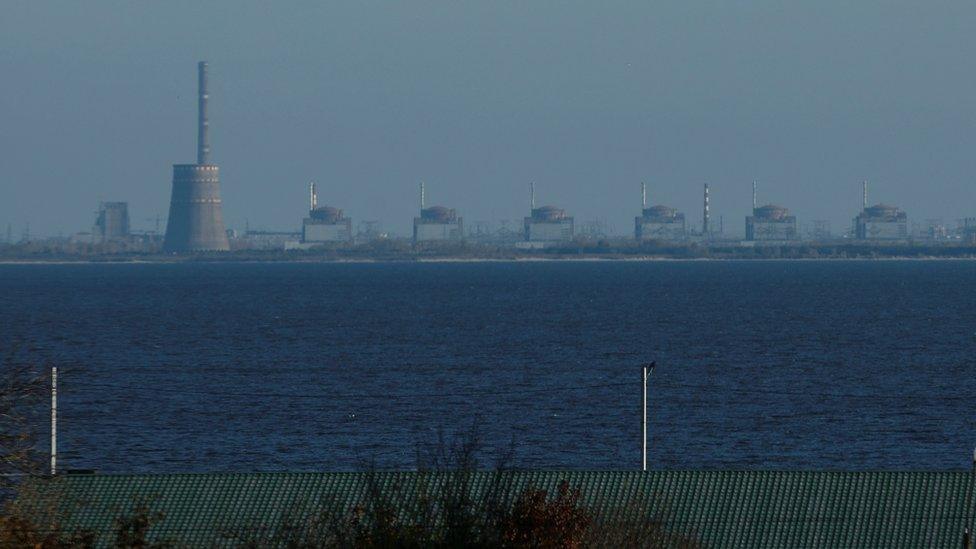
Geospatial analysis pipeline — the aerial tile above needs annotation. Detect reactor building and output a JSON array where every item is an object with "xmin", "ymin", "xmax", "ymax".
[
  {"xmin": 93, "ymin": 202, "xmax": 130, "ymax": 243},
  {"xmin": 413, "ymin": 182, "xmax": 463, "ymax": 242},
  {"xmin": 745, "ymin": 182, "xmax": 797, "ymax": 241},
  {"xmin": 302, "ymin": 183, "xmax": 352, "ymax": 243},
  {"xmin": 523, "ymin": 183, "xmax": 574, "ymax": 242},
  {"xmin": 853, "ymin": 181, "xmax": 908, "ymax": 240},
  {"xmin": 163, "ymin": 61, "xmax": 230, "ymax": 252},
  {"xmin": 635, "ymin": 183, "xmax": 685, "ymax": 241}
]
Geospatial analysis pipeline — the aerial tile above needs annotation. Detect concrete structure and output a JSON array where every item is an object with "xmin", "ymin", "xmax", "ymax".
[
  {"xmin": 746, "ymin": 205, "xmax": 798, "ymax": 241},
  {"xmin": 635, "ymin": 183, "xmax": 686, "ymax": 241},
  {"xmin": 163, "ymin": 61, "xmax": 230, "ymax": 252},
  {"xmin": 524, "ymin": 183, "xmax": 574, "ymax": 242},
  {"xmin": 961, "ymin": 218, "xmax": 976, "ymax": 244},
  {"xmin": 745, "ymin": 182, "xmax": 797, "ymax": 241},
  {"xmin": 855, "ymin": 204, "xmax": 909, "ymax": 240},
  {"xmin": 853, "ymin": 182, "xmax": 908, "ymax": 240},
  {"xmin": 302, "ymin": 183, "xmax": 352, "ymax": 243},
  {"xmin": 93, "ymin": 202, "xmax": 130, "ymax": 242},
  {"xmin": 413, "ymin": 182, "xmax": 463, "ymax": 242}
]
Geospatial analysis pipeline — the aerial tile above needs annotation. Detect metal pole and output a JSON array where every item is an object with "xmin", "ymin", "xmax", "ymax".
[
  {"xmin": 642, "ymin": 362, "xmax": 655, "ymax": 471},
  {"xmin": 50, "ymin": 366, "xmax": 57, "ymax": 476},
  {"xmin": 967, "ymin": 448, "xmax": 976, "ymax": 548},
  {"xmin": 642, "ymin": 365, "xmax": 647, "ymax": 471}
]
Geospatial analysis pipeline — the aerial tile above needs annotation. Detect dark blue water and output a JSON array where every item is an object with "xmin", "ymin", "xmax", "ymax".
[{"xmin": 2, "ymin": 260, "xmax": 975, "ymax": 472}]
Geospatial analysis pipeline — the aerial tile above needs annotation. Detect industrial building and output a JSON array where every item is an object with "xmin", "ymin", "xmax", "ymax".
[
  {"xmin": 853, "ymin": 182, "xmax": 908, "ymax": 240},
  {"xmin": 413, "ymin": 182, "xmax": 463, "ymax": 242},
  {"xmin": 635, "ymin": 183, "xmax": 685, "ymax": 241},
  {"xmin": 745, "ymin": 182, "xmax": 797, "ymax": 241},
  {"xmin": 93, "ymin": 202, "xmax": 130, "ymax": 242},
  {"xmin": 302, "ymin": 183, "xmax": 352, "ymax": 243},
  {"xmin": 163, "ymin": 61, "xmax": 230, "ymax": 252},
  {"xmin": 523, "ymin": 183, "xmax": 574, "ymax": 243}
]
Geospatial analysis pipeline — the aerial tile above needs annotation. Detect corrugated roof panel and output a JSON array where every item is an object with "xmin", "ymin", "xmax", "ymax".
[{"xmin": 21, "ymin": 471, "xmax": 976, "ymax": 548}]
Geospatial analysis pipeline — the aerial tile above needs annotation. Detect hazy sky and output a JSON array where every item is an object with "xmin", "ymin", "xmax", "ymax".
[{"xmin": 2, "ymin": 1, "xmax": 975, "ymax": 238}]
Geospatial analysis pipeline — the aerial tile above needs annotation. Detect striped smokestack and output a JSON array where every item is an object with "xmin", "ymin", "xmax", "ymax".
[{"xmin": 197, "ymin": 61, "xmax": 211, "ymax": 165}]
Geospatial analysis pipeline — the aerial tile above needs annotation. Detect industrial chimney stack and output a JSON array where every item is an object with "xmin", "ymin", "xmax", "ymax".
[
  {"xmin": 163, "ymin": 61, "xmax": 230, "ymax": 252},
  {"xmin": 702, "ymin": 183, "xmax": 711, "ymax": 237},
  {"xmin": 197, "ymin": 61, "xmax": 211, "ymax": 165}
]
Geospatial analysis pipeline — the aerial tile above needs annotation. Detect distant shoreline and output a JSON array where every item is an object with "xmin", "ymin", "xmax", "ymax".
[{"xmin": 4, "ymin": 255, "xmax": 976, "ymax": 265}]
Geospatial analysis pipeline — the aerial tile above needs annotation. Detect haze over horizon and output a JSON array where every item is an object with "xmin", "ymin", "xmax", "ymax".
[{"xmin": 2, "ymin": 1, "xmax": 975, "ymax": 238}]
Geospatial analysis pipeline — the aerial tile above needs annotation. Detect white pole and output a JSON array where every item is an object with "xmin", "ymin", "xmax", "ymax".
[
  {"xmin": 642, "ymin": 362, "xmax": 655, "ymax": 471},
  {"xmin": 642, "ymin": 365, "xmax": 647, "ymax": 471},
  {"xmin": 50, "ymin": 366, "xmax": 57, "ymax": 476}
]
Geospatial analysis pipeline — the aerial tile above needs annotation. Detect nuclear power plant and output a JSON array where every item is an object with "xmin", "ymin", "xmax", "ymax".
[
  {"xmin": 302, "ymin": 183, "xmax": 352, "ymax": 243},
  {"xmin": 635, "ymin": 182, "xmax": 686, "ymax": 241},
  {"xmin": 854, "ymin": 181, "xmax": 908, "ymax": 240},
  {"xmin": 745, "ymin": 181, "xmax": 798, "ymax": 241},
  {"xmin": 413, "ymin": 182, "xmax": 463, "ymax": 243},
  {"xmin": 523, "ymin": 183, "xmax": 574, "ymax": 243},
  {"xmin": 163, "ymin": 61, "xmax": 230, "ymax": 253}
]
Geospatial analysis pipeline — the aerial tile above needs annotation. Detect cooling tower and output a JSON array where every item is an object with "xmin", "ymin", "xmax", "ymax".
[{"xmin": 163, "ymin": 61, "xmax": 230, "ymax": 252}]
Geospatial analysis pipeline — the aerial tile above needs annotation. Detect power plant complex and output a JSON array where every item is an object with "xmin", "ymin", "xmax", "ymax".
[
  {"xmin": 45, "ymin": 62, "xmax": 976, "ymax": 254},
  {"xmin": 283, "ymin": 178, "xmax": 925, "ymax": 249}
]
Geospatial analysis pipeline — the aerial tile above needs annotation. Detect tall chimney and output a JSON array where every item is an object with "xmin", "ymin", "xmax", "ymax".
[
  {"xmin": 309, "ymin": 182, "xmax": 317, "ymax": 212},
  {"xmin": 530, "ymin": 182, "xmax": 536, "ymax": 210},
  {"xmin": 703, "ymin": 183, "xmax": 710, "ymax": 237},
  {"xmin": 163, "ymin": 61, "xmax": 230, "ymax": 252},
  {"xmin": 862, "ymin": 180, "xmax": 868, "ymax": 210},
  {"xmin": 641, "ymin": 182, "xmax": 647, "ymax": 209},
  {"xmin": 197, "ymin": 61, "xmax": 211, "ymax": 165},
  {"xmin": 420, "ymin": 181, "xmax": 426, "ymax": 210},
  {"xmin": 752, "ymin": 180, "xmax": 758, "ymax": 211}
]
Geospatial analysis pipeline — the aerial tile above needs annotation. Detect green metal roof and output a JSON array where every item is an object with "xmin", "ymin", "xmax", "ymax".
[{"xmin": 28, "ymin": 471, "xmax": 976, "ymax": 547}]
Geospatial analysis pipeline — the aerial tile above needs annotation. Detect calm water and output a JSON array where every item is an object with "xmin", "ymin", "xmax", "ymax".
[{"xmin": 2, "ymin": 260, "xmax": 975, "ymax": 472}]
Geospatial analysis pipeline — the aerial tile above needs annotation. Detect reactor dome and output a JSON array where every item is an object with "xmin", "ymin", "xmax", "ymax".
[
  {"xmin": 643, "ymin": 205, "xmax": 678, "ymax": 219},
  {"xmin": 532, "ymin": 205, "xmax": 568, "ymax": 222},
  {"xmin": 420, "ymin": 206, "xmax": 458, "ymax": 223},
  {"xmin": 754, "ymin": 204, "xmax": 790, "ymax": 220},
  {"xmin": 863, "ymin": 203, "xmax": 903, "ymax": 220},
  {"xmin": 310, "ymin": 206, "xmax": 344, "ymax": 222}
]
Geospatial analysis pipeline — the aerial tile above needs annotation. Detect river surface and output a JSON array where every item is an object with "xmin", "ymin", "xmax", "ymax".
[{"xmin": 2, "ymin": 260, "xmax": 975, "ymax": 472}]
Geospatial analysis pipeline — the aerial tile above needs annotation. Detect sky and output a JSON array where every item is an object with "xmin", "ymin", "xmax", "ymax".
[{"xmin": 2, "ymin": 1, "xmax": 975, "ymax": 238}]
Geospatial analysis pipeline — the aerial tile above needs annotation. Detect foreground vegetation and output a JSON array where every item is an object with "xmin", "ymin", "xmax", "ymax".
[{"xmin": 0, "ymin": 347, "xmax": 697, "ymax": 548}]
